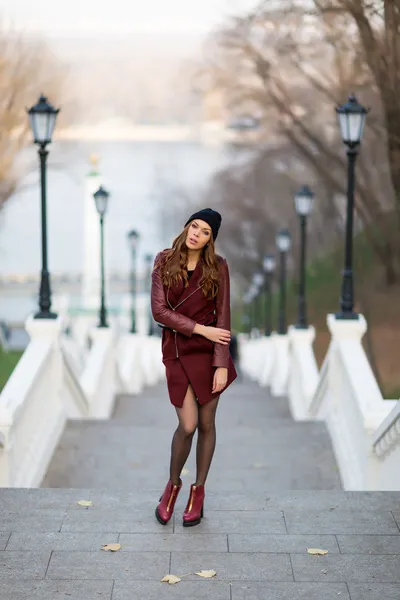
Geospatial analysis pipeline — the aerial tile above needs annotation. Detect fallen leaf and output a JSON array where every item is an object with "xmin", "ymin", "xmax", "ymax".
[
  {"xmin": 77, "ymin": 500, "xmax": 93, "ymax": 507},
  {"xmin": 307, "ymin": 548, "xmax": 328, "ymax": 555},
  {"xmin": 161, "ymin": 574, "xmax": 181, "ymax": 585},
  {"xmin": 101, "ymin": 543, "xmax": 121, "ymax": 552},
  {"xmin": 195, "ymin": 570, "xmax": 217, "ymax": 578},
  {"xmin": 321, "ymin": 569, "xmax": 328, "ymax": 574}
]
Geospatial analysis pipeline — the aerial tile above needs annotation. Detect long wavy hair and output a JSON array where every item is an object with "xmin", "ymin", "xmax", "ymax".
[{"xmin": 156, "ymin": 224, "xmax": 220, "ymax": 299}]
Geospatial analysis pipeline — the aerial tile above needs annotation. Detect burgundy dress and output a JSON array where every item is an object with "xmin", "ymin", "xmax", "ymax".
[{"xmin": 151, "ymin": 251, "xmax": 237, "ymax": 407}]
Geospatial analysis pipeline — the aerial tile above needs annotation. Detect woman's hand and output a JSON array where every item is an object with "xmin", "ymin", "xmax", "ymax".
[
  {"xmin": 212, "ymin": 367, "xmax": 228, "ymax": 394},
  {"xmin": 202, "ymin": 326, "xmax": 231, "ymax": 345}
]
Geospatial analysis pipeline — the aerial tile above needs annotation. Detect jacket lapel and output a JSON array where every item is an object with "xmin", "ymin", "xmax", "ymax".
[{"xmin": 172, "ymin": 260, "xmax": 203, "ymax": 309}]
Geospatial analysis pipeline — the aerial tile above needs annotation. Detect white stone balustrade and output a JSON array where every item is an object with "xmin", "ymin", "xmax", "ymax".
[
  {"xmin": 270, "ymin": 333, "xmax": 290, "ymax": 397},
  {"xmin": 241, "ymin": 315, "xmax": 400, "ymax": 491},
  {"xmin": 80, "ymin": 327, "xmax": 117, "ymax": 418},
  {"xmin": 0, "ymin": 317, "xmax": 72, "ymax": 487},
  {"xmin": 287, "ymin": 325, "xmax": 319, "ymax": 420},
  {"xmin": 0, "ymin": 311, "xmax": 164, "ymax": 487}
]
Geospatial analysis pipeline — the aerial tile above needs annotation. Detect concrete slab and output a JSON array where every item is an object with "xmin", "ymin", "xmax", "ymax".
[
  {"xmin": 0, "ymin": 510, "xmax": 65, "ymax": 532},
  {"xmin": 111, "ymin": 580, "xmax": 231, "ymax": 600},
  {"xmin": 336, "ymin": 534, "xmax": 400, "ymax": 555},
  {"xmin": 291, "ymin": 553, "xmax": 400, "ymax": 582},
  {"xmin": 265, "ymin": 491, "xmax": 400, "ymax": 511},
  {"xmin": 61, "ymin": 508, "xmax": 174, "ymax": 534},
  {"xmin": 0, "ymin": 579, "xmax": 114, "ymax": 600},
  {"xmin": 347, "ymin": 583, "xmax": 400, "ymax": 600},
  {"xmin": 46, "ymin": 550, "xmax": 170, "ymax": 581},
  {"xmin": 228, "ymin": 533, "xmax": 340, "ymax": 553},
  {"xmin": 173, "ymin": 510, "xmax": 286, "ymax": 535},
  {"xmin": 231, "ymin": 582, "xmax": 350, "ymax": 600},
  {"xmin": 0, "ymin": 488, "xmax": 93, "ymax": 510},
  {"xmin": 284, "ymin": 509, "xmax": 399, "ymax": 535},
  {"xmin": 0, "ymin": 532, "xmax": 10, "ymax": 550},
  {"xmin": 118, "ymin": 533, "xmax": 228, "ymax": 552},
  {"xmin": 6, "ymin": 531, "xmax": 119, "ymax": 552},
  {"xmin": 170, "ymin": 551, "xmax": 293, "ymax": 581},
  {"xmin": 0, "ymin": 550, "xmax": 51, "ymax": 580}
]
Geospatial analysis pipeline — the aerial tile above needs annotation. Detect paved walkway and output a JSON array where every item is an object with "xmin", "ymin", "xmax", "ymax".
[{"xmin": 0, "ymin": 380, "xmax": 399, "ymax": 599}]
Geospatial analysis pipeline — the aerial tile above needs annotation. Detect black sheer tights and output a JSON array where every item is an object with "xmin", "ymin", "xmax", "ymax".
[{"xmin": 169, "ymin": 385, "xmax": 219, "ymax": 487}]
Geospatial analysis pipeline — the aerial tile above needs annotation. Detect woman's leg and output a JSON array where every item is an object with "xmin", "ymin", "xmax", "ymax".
[
  {"xmin": 195, "ymin": 396, "xmax": 220, "ymax": 486},
  {"xmin": 170, "ymin": 384, "xmax": 198, "ymax": 485}
]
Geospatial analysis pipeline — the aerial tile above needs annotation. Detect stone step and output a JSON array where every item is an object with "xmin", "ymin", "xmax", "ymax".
[
  {"xmin": 0, "ymin": 488, "xmax": 399, "ymax": 600},
  {"xmin": 43, "ymin": 379, "xmax": 341, "ymax": 490}
]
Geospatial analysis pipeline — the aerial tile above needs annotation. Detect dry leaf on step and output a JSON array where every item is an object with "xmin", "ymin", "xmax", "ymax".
[
  {"xmin": 195, "ymin": 570, "xmax": 217, "ymax": 578},
  {"xmin": 77, "ymin": 500, "xmax": 93, "ymax": 507},
  {"xmin": 307, "ymin": 548, "xmax": 328, "ymax": 555},
  {"xmin": 161, "ymin": 574, "xmax": 181, "ymax": 584},
  {"xmin": 101, "ymin": 543, "xmax": 121, "ymax": 552}
]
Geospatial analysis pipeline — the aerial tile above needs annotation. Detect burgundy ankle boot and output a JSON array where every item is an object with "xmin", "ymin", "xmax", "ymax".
[
  {"xmin": 155, "ymin": 479, "xmax": 182, "ymax": 525},
  {"xmin": 182, "ymin": 484, "xmax": 205, "ymax": 527}
]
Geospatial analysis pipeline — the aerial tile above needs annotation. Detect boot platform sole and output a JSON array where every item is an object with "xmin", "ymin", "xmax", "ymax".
[
  {"xmin": 182, "ymin": 517, "xmax": 201, "ymax": 527},
  {"xmin": 155, "ymin": 507, "xmax": 169, "ymax": 526},
  {"xmin": 182, "ymin": 506, "xmax": 204, "ymax": 527}
]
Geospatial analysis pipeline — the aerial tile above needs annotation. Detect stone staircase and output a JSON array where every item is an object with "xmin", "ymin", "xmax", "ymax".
[
  {"xmin": 0, "ymin": 380, "xmax": 399, "ymax": 599},
  {"xmin": 42, "ymin": 379, "xmax": 341, "ymax": 490}
]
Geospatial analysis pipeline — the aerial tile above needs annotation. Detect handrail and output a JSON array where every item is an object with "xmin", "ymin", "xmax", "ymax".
[
  {"xmin": 0, "ymin": 339, "xmax": 51, "ymax": 425},
  {"xmin": 60, "ymin": 345, "xmax": 89, "ymax": 416},
  {"xmin": 372, "ymin": 401, "xmax": 400, "ymax": 457}
]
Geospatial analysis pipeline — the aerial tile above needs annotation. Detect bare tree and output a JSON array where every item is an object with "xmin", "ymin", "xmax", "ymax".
[
  {"xmin": 314, "ymin": 1, "xmax": 400, "ymax": 224},
  {"xmin": 0, "ymin": 26, "xmax": 67, "ymax": 213},
  {"xmin": 199, "ymin": 0, "xmax": 400, "ymax": 283}
]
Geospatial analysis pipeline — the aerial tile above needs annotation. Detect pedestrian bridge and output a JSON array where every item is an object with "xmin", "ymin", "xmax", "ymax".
[{"xmin": 0, "ymin": 309, "xmax": 399, "ymax": 597}]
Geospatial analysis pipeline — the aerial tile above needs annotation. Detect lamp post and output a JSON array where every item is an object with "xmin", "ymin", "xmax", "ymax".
[
  {"xmin": 27, "ymin": 95, "xmax": 60, "ymax": 319},
  {"xmin": 294, "ymin": 185, "xmax": 315, "ymax": 329},
  {"xmin": 144, "ymin": 253, "xmax": 154, "ymax": 335},
  {"xmin": 263, "ymin": 254, "xmax": 276, "ymax": 336},
  {"xmin": 127, "ymin": 229, "xmax": 140, "ymax": 333},
  {"xmin": 253, "ymin": 272, "xmax": 264, "ymax": 332},
  {"xmin": 251, "ymin": 286, "xmax": 258, "ymax": 333},
  {"xmin": 93, "ymin": 185, "xmax": 110, "ymax": 328},
  {"xmin": 336, "ymin": 94, "xmax": 368, "ymax": 319},
  {"xmin": 276, "ymin": 229, "xmax": 291, "ymax": 334}
]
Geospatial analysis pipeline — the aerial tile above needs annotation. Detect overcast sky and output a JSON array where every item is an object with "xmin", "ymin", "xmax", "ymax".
[{"xmin": 2, "ymin": 0, "xmax": 258, "ymax": 35}]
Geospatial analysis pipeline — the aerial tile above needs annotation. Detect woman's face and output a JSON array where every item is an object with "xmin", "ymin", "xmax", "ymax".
[{"xmin": 185, "ymin": 219, "xmax": 212, "ymax": 251}]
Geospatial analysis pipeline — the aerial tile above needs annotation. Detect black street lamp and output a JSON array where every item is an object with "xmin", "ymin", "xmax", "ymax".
[
  {"xmin": 93, "ymin": 185, "xmax": 110, "ymax": 328},
  {"xmin": 263, "ymin": 254, "xmax": 276, "ymax": 336},
  {"xmin": 246, "ymin": 285, "xmax": 257, "ymax": 332},
  {"xmin": 253, "ymin": 272, "xmax": 264, "ymax": 331},
  {"xmin": 294, "ymin": 185, "xmax": 315, "ymax": 329},
  {"xmin": 276, "ymin": 229, "xmax": 291, "ymax": 334},
  {"xmin": 27, "ymin": 95, "xmax": 60, "ymax": 319},
  {"xmin": 242, "ymin": 294, "xmax": 251, "ymax": 333},
  {"xmin": 127, "ymin": 229, "xmax": 140, "ymax": 333},
  {"xmin": 336, "ymin": 94, "xmax": 368, "ymax": 319},
  {"xmin": 144, "ymin": 253, "xmax": 154, "ymax": 335}
]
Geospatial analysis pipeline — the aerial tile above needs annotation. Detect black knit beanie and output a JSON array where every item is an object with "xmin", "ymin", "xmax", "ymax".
[{"xmin": 185, "ymin": 208, "xmax": 222, "ymax": 241}]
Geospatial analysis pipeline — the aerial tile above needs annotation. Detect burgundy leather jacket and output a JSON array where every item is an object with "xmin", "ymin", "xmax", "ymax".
[{"xmin": 151, "ymin": 253, "xmax": 231, "ymax": 369}]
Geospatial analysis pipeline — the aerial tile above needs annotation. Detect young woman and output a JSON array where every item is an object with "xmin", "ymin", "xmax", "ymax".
[{"xmin": 151, "ymin": 207, "xmax": 237, "ymax": 527}]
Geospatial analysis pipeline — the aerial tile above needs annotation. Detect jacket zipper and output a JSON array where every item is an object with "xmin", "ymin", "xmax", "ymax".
[
  {"xmin": 175, "ymin": 331, "xmax": 178, "ymax": 358},
  {"xmin": 167, "ymin": 287, "xmax": 201, "ymax": 360},
  {"xmin": 173, "ymin": 286, "xmax": 201, "ymax": 310}
]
